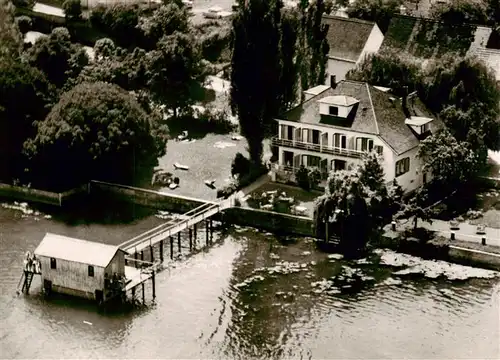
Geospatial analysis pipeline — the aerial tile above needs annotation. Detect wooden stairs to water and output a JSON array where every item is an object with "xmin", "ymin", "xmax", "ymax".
[{"xmin": 17, "ymin": 270, "xmax": 39, "ymax": 294}]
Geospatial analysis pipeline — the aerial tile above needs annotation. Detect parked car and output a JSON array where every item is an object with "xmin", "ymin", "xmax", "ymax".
[{"xmin": 476, "ymin": 224, "xmax": 486, "ymax": 235}]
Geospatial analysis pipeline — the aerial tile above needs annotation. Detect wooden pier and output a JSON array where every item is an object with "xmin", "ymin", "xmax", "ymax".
[
  {"xmin": 18, "ymin": 198, "xmax": 232, "ymax": 308},
  {"xmin": 115, "ymin": 198, "xmax": 232, "ymax": 306}
]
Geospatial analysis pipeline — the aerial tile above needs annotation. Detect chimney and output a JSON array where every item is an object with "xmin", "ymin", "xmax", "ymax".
[
  {"xmin": 402, "ymin": 86, "xmax": 410, "ymax": 119},
  {"xmin": 330, "ymin": 75, "xmax": 337, "ymax": 89}
]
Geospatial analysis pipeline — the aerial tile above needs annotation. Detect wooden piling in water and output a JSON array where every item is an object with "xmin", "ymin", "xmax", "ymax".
[
  {"xmin": 170, "ymin": 236, "xmax": 174, "ymax": 259},
  {"xmin": 134, "ymin": 251, "xmax": 138, "ymax": 268},
  {"xmin": 140, "ymin": 250, "xmax": 144, "ymax": 262},
  {"xmin": 178, "ymin": 232, "xmax": 181, "ymax": 253},
  {"xmin": 209, "ymin": 219, "xmax": 213, "ymax": 243},
  {"xmin": 141, "ymin": 283, "xmax": 145, "ymax": 305},
  {"xmin": 152, "ymin": 270, "xmax": 156, "ymax": 299},
  {"xmin": 189, "ymin": 228, "xmax": 193, "ymax": 250},
  {"xmin": 205, "ymin": 220, "xmax": 209, "ymax": 245},
  {"xmin": 160, "ymin": 240, "xmax": 164, "ymax": 262}
]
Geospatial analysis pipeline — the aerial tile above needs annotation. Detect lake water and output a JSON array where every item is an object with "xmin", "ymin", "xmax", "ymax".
[{"xmin": 1, "ymin": 200, "xmax": 499, "ymax": 359}]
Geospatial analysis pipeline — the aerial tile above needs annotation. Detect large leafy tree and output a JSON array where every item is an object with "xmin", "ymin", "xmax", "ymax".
[
  {"xmin": 146, "ymin": 31, "xmax": 206, "ymax": 118},
  {"xmin": 314, "ymin": 153, "xmax": 395, "ymax": 255},
  {"xmin": 0, "ymin": 59, "xmax": 54, "ymax": 182},
  {"xmin": 418, "ymin": 129, "xmax": 481, "ymax": 191},
  {"xmin": 346, "ymin": 51, "xmax": 422, "ymax": 97},
  {"xmin": 0, "ymin": 0, "xmax": 22, "ymax": 59},
  {"xmin": 346, "ymin": 0, "xmax": 402, "ymax": 33},
  {"xmin": 231, "ymin": 0, "xmax": 283, "ymax": 163},
  {"xmin": 26, "ymin": 27, "xmax": 89, "ymax": 88},
  {"xmin": 89, "ymin": 4, "xmax": 142, "ymax": 49},
  {"xmin": 420, "ymin": 57, "xmax": 500, "ymax": 151},
  {"xmin": 23, "ymin": 82, "xmax": 168, "ymax": 191},
  {"xmin": 430, "ymin": 0, "xmax": 488, "ymax": 25},
  {"xmin": 75, "ymin": 39, "xmax": 147, "ymax": 91},
  {"xmin": 138, "ymin": 3, "xmax": 189, "ymax": 49}
]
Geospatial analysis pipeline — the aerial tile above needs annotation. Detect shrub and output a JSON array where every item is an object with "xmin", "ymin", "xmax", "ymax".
[
  {"xmin": 296, "ymin": 166, "xmax": 322, "ymax": 191},
  {"xmin": 309, "ymin": 168, "xmax": 321, "ymax": 189},
  {"xmin": 295, "ymin": 165, "xmax": 310, "ymax": 190},
  {"xmin": 16, "ymin": 16, "xmax": 32, "ymax": 34},
  {"xmin": 12, "ymin": 0, "xmax": 35, "ymax": 9},
  {"xmin": 231, "ymin": 152, "xmax": 251, "ymax": 178},
  {"xmin": 62, "ymin": 0, "xmax": 82, "ymax": 21}
]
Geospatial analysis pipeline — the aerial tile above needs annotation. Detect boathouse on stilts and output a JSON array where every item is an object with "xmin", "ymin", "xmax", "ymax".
[{"xmin": 29, "ymin": 233, "xmax": 128, "ymax": 304}]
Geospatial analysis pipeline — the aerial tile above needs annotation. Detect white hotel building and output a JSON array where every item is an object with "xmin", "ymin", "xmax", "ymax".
[{"xmin": 271, "ymin": 80, "xmax": 444, "ymax": 193}]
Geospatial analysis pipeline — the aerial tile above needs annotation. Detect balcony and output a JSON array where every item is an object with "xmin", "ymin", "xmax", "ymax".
[
  {"xmin": 271, "ymin": 137, "xmax": 365, "ymax": 159},
  {"xmin": 277, "ymin": 165, "xmax": 329, "ymax": 180}
]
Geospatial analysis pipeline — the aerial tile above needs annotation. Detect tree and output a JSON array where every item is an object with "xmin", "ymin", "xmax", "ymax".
[
  {"xmin": 62, "ymin": 0, "xmax": 82, "ymax": 21},
  {"xmin": 231, "ymin": 152, "xmax": 251, "ymax": 178},
  {"xmin": 0, "ymin": 58, "xmax": 54, "ymax": 182},
  {"xmin": 27, "ymin": 27, "xmax": 89, "ymax": 88},
  {"xmin": 89, "ymin": 4, "xmax": 142, "ymax": 48},
  {"xmin": 76, "ymin": 42, "xmax": 147, "ymax": 91},
  {"xmin": 24, "ymin": 82, "xmax": 168, "ymax": 191},
  {"xmin": 305, "ymin": 0, "xmax": 331, "ymax": 87},
  {"xmin": 395, "ymin": 187, "xmax": 433, "ymax": 230},
  {"xmin": 0, "ymin": 0, "xmax": 23, "ymax": 59},
  {"xmin": 295, "ymin": 0, "xmax": 331, "ymax": 97},
  {"xmin": 313, "ymin": 153, "xmax": 394, "ymax": 255},
  {"xmin": 420, "ymin": 57, "xmax": 500, "ymax": 151},
  {"xmin": 278, "ymin": 8, "xmax": 299, "ymax": 111},
  {"xmin": 346, "ymin": 0, "xmax": 402, "ymax": 33},
  {"xmin": 347, "ymin": 51, "xmax": 422, "ymax": 97},
  {"xmin": 430, "ymin": 0, "xmax": 488, "ymax": 25},
  {"xmin": 231, "ymin": 0, "xmax": 283, "ymax": 164},
  {"xmin": 418, "ymin": 129, "xmax": 481, "ymax": 191},
  {"xmin": 138, "ymin": 3, "xmax": 189, "ymax": 48},
  {"xmin": 146, "ymin": 31, "xmax": 206, "ymax": 118}
]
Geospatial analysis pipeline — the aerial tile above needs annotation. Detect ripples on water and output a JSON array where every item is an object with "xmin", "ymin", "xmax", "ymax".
[{"xmin": 0, "ymin": 203, "xmax": 499, "ymax": 359}]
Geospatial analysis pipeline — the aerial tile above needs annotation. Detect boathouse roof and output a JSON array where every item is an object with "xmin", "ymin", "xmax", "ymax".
[{"xmin": 34, "ymin": 233, "xmax": 124, "ymax": 268}]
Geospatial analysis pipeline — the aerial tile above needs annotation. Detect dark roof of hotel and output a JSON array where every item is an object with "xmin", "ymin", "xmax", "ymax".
[
  {"xmin": 322, "ymin": 15, "xmax": 376, "ymax": 62},
  {"xmin": 381, "ymin": 15, "xmax": 477, "ymax": 59},
  {"xmin": 279, "ymin": 80, "xmax": 442, "ymax": 155}
]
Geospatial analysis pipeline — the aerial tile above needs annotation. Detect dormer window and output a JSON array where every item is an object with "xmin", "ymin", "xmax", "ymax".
[
  {"xmin": 329, "ymin": 106, "xmax": 339, "ymax": 116},
  {"xmin": 405, "ymin": 116, "xmax": 433, "ymax": 135},
  {"xmin": 318, "ymin": 95, "xmax": 360, "ymax": 120}
]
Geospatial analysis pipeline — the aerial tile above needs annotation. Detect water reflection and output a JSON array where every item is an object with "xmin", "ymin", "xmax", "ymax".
[{"xmin": 1, "ymin": 204, "xmax": 499, "ymax": 359}]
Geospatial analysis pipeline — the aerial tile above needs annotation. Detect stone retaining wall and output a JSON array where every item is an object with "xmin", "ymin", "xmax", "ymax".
[
  {"xmin": 0, "ymin": 183, "xmax": 87, "ymax": 206},
  {"xmin": 216, "ymin": 207, "xmax": 316, "ymax": 238},
  {"xmin": 89, "ymin": 181, "xmax": 211, "ymax": 213}
]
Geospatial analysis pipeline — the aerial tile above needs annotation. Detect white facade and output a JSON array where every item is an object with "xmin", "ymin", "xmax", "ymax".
[{"xmin": 274, "ymin": 120, "xmax": 427, "ymax": 192}]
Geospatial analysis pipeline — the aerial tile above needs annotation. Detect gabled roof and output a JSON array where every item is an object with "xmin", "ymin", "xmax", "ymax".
[
  {"xmin": 382, "ymin": 15, "xmax": 477, "ymax": 59},
  {"xmin": 278, "ymin": 80, "xmax": 443, "ymax": 155},
  {"xmin": 322, "ymin": 15, "xmax": 376, "ymax": 61},
  {"xmin": 34, "ymin": 233, "xmax": 124, "ymax": 268}
]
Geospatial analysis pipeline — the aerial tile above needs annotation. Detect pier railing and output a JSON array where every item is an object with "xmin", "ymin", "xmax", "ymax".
[{"xmin": 120, "ymin": 200, "xmax": 231, "ymax": 253}]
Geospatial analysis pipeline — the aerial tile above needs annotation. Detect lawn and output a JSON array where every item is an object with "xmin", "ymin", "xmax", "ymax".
[
  {"xmin": 155, "ymin": 134, "xmax": 273, "ymax": 201},
  {"xmin": 242, "ymin": 182, "xmax": 322, "ymax": 218}
]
